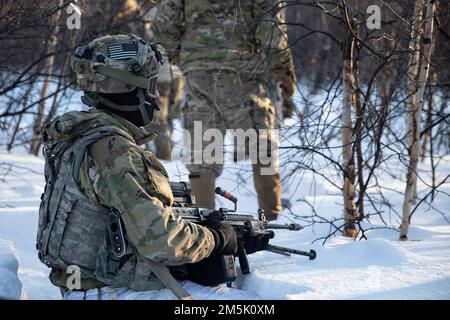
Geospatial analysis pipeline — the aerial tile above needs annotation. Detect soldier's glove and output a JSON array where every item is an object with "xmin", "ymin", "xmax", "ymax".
[
  {"xmin": 184, "ymin": 211, "xmax": 238, "ymax": 286},
  {"xmin": 207, "ymin": 211, "xmax": 238, "ymax": 256},
  {"xmin": 244, "ymin": 234, "xmax": 270, "ymax": 255}
]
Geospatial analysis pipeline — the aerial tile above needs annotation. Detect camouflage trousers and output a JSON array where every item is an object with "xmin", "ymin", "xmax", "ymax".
[
  {"xmin": 183, "ymin": 70, "xmax": 282, "ymax": 217},
  {"xmin": 148, "ymin": 76, "xmax": 184, "ymax": 160}
]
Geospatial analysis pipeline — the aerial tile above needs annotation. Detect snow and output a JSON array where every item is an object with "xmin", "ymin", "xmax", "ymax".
[
  {"xmin": 0, "ymin": 239, "xmax": 23, "ymax": 299},
  {"xmin": 1, "ymin": 119, "xmax": 450, "ymax": 300},
  {"xmin": 0, "ymin": 153, "xmax": 60, "ymax": 299}
]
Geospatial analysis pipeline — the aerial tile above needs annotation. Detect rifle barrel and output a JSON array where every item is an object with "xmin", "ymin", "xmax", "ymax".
[
  {"xmin": 265, "ymin": 247, "xmax": 291, "ymax": 256},
  {"xmin": 266, "ymin": 244, "xmax": 316, "ymax": 260},
  {"xmin": 267, "ymin": 223, "xmax": 303, "ymax": 231}
]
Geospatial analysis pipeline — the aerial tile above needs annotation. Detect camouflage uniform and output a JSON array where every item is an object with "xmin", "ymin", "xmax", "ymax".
[
  {"xmin": 265, "ymin": 6, "xmax": 297, "ymax": 126},
  {"xmin": 152, "ymin": 0, "xmax": 296, "ymax": 218},
  {"xmin": 145, "ymin": 7, "xmax": 185, "ymax": 160},
  {"xmin": 39, "ymin": 108, "xmax": 215, "ymax": 291},
  {"xmin": 149, "ymin": 60, "xmax": 184, "ymax": 160}
]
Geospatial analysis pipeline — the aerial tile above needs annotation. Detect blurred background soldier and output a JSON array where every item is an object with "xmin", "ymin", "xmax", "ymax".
[
  {"xmin": 144, "ymin": 6, "xmax": 185, "ymax": 160},
  {"xmin": 152, "ymin": 0, "xmax": 296, "ymax": 220},
  {"xmin": 151, "ymin": 62, "xmax": 184, "ymax": 160},
  {"xmin": 265, "ymin": 5, "xmax": 297, "ymax": 128}
]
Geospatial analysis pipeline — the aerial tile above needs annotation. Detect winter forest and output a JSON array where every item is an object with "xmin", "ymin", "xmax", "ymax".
[{"xmin": 0, "ymin": 0, "xmax": 449, "ymax": 300}]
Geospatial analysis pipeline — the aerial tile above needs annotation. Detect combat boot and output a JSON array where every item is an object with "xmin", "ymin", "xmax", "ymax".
[{"xmin": 252, "ymin": 163, "xmax": 282, "ymax": 221}]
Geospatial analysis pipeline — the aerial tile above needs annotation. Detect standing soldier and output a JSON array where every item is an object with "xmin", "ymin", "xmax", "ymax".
[
  {"xmin": 151, "ymin": 62, "xmax": 184, "ymax": 160},
  {"xmin": 152, "ymin": 0, "xmax": 296, "ymax": 220},
  {"xmin": 266, "ymin": 5, "xmax": 297, "ymax": 128},
  {"xmin": 144, "ymin": 6, "xmax": 185, "ymax": 160}
]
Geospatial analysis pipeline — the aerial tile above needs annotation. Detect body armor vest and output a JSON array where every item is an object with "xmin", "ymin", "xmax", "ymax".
[{"xmin": 37, "ymin": 125, "xmax": 164, "ymax": 291}]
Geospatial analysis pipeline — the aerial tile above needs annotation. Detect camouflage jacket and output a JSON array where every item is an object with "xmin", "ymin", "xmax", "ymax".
[
  {"xmin": 152, "ymin": 0, "xmax": 296, "ymax": 95},
  {"xmin": 42, "ymin": 108, "xmax": 215, "ymax": 288}
]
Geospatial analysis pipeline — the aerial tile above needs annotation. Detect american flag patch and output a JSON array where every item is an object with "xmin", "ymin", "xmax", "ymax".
[{"xmin": 108, "ymin": 43, "xmax": 138, "ymax": 60}]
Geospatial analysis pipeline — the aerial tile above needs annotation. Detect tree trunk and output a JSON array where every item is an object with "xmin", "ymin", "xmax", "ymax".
[
  {"xmin": 400, "ymin": 0, "xmax": 436, "ymax": 240},
  {"xmin": 435, "ymin": 88, "xmax": 449, "ymax": 154},
  {"xmin": 43, "ymin": 40, "xmax": 70, "ymax": 126},
  {"xmin": 421, "ymin": 70, "xmax": 437, "ymax": 161},
  {"xmin": 341, "ymin": 5, "xmax": 357, "ymax": 238},
  {"xmin": 29, "ymin": 1, "xmax": 63, "ymax": 156},
  {"xmin": 351, "ymin": 17, "xmax": 364, "ymax": 222},
  {"xmin": 404, "ymin": 1, "xmax": 424, "ymax": 205}
]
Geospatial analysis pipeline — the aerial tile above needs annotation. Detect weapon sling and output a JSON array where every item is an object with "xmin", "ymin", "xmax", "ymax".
[{"xmin": 146, "ymin": 260, "xmax": 195, "ymax": 300}]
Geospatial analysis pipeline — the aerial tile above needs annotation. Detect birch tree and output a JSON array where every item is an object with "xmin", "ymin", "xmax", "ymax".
[
  {"xmin": 421, "ymin": 69, "xmax": 437, "ymax": 161},
  {"xmin": 341, "ymin": 2, "xmax": 358, "ymax": 237},
  {"xmin": 400, "ymin": 0, "xmax": 437, "ymax": 240}
]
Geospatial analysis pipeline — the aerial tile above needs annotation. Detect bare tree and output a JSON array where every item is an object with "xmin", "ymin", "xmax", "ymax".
[
  {"xmin": 400, "ymin": 0, "xmax": 437, "ymax": 240},
  {"xmin": 340, "ymin": 1, "xmax": 358, "ymax": 237}
]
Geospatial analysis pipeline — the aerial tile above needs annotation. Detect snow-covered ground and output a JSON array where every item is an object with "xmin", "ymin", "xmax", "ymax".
[
  {"xmin": 1, "ymin": 144, "xmax": 449, "ymax": 300},
  {"xmin": 0, "ymin": 239, "xmax": 24, "ymax": 299}
]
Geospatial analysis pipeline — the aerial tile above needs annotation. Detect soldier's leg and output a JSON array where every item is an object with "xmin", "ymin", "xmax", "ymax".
[
  {"xmin": 153, "ymin": 94, "xmax": 173, "ymax": 160},
  {"xmin": 227, "ymin": 80, "xmax": 282, "ymax": 220},
  {"xmin": 251, "ymin": 125, "xmax": 282, "ymax": 220},
  {"xmin": 252, "ymin": 163, "xmax": 282, "ymax": 221},
  {"xmin": 160, "ymin": 73, "xmax": 185, "ymax": 160},
  {"xmin": 184, "ymin": 72, "xmax": 225, "ymax": 209}
]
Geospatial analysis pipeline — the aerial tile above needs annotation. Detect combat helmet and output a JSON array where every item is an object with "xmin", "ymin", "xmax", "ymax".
[{"xmin": 71, "ymin": 34, "xmax": 163, "ymax": 125}]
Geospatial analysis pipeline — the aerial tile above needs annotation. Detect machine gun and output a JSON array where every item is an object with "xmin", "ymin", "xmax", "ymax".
[{"xmin": 170, "ymin": 181, "xmax": 316, "ymax": 283}]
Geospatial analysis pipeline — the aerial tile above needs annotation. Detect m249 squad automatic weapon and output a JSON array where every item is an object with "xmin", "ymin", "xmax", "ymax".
[{"xmin": 169, "ymin": 181, "xmax": 316, "ymax": 286}]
